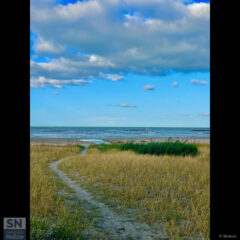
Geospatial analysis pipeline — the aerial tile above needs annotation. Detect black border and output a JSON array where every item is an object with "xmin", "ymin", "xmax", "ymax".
[
  {"xmin": 1, "ymin": 0, "xmax": 30, "ymax": 239},
  {"xmin": 210, "ymin": 0, "xmax": 239, "ymax": 238}
]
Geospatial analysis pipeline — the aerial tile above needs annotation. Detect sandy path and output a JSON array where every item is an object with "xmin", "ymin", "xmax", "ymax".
[{"xmin": 49, "ymin": 144, "xmax": 168, "ymax": 239}]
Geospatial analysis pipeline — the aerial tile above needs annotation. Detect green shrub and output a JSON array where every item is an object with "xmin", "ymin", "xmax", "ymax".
[
  {"xmin": 92, "ymin": 142, "xmax": 198, "ymax": 156},
  {"xmin": 121, "ymin": 142, "xmax": 198, "ymax": 156},
  {"xmin": 89, "ymin": 143, "xmax": 121, "ymax": 152}
]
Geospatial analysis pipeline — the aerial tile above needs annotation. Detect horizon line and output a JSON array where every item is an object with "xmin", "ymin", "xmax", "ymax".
[{"xmin": 31, "ymin": 126, "xmax": 210, "ymax": 128}]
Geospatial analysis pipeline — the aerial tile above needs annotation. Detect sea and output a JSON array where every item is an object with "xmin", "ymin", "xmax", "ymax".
[{"xmin": 31, "ymin": 127, "xmax": 210, "ymax": 144}]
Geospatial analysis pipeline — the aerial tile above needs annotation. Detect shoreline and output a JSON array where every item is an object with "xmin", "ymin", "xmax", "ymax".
[
  {"xmin": 30, "ymin": 138, "xmax": 95, "ymax": 146},
  {"xmin": 104, "ymin": 137, "xmax": 209, "ymax": 144},
  {"xmin": 31, "ymin": 137, "xmax": 210, "ymax": 145}
]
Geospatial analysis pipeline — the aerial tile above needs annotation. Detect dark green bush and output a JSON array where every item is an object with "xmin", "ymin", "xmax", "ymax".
[
  {"xmin": 89, "ymin": 143, "xmax": 121, "ymax": 152},
  {"xmin": 92, "ymin": 142, "xmax": 198, "ymax": 156}
]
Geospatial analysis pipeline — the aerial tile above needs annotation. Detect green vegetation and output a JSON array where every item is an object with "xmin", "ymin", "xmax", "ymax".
[
  {"xmin": 77, "ymin": 144, "xmax": 85, "ymax": 152},
  {"xmin": 89, "ymin": 143, "xmax": 121, "ymax": 152},
  {"xmin": 90, "ymin": 141, "xmax": 198, "ymax": 156},
  {"xmin": 59, "ymin": 144, "xmax": 210, "ymax": 239}
]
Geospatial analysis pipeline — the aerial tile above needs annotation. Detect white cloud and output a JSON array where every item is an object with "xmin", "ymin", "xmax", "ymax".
[
  {"xmin": 89, "ymin": 72, "xmax": 124, "ymax": 81},
  {"xmin": 187, "ymin": 3, "xmax": 210, "ymax": 20},
  {"xmin": 31, "ymin": 76, "xmax": 90, "ymax": 88},
  {"xmin": 52, "ymin": 91, "xmax": 59, "ymax": 95},
  {"xmin": 31, "ymin": 0, "xmax": 210, "ymax": 86},
  {"xmin": 31, "ymin": 59, "xmax": 73, "ymax": 72},
  {"xmin": 105, "ymin": 74, "xmax": 124, "ymax": 81},
  {"xmin": 31, "ymin": 56, "xmax": 118, "ymax": 81},
  {"xmin": 34, "ymin": 38, "xmax": 64, "ymax": 53},
  {"xmin": 143, "ymin": 85, "xmax": 155, "ymax": 90},
  {"xmin": 89, "ymin": 55, "xmax": 114, "ymax": 67},
  {"xmin": 171, "ymin": 82, "xmax": 179, "ymax": 87},
  {"xmin": 118, "ymin": 104, "xmax": 136, "ymax": 108},
  {"xmin": 31, "ymin": 0, "xmax": 102, "ymax": 22},
  {"xmin": 190, "ymin": 79, "xmax": 208, "ymax": 85}
]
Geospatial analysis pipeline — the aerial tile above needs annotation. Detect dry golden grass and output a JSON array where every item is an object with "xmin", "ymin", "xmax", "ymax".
[
  {"xmin": 59, "ymin": 144, "xmax": 210, "ymax": 239},
  {"xmin": 31, "ymin": 145, "xmax": 77, "ymax": 215},
  {"xmin": 30, "ymin": 145, "xmax": 94, "ymax": 239}
]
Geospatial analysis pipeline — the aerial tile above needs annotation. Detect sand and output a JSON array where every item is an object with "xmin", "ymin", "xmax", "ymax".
[
  {"xmin": 30, "ymin": 138, "xmax": 94, "ymax": 145},
  {"xmin": 31, "ymin": 137, "xmax": 209, "ymax": 145}
]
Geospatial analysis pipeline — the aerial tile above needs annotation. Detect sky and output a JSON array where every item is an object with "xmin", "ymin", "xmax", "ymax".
[{"xmin": 30, "ymin": 0, "xmax": 210, "ymax": 127}]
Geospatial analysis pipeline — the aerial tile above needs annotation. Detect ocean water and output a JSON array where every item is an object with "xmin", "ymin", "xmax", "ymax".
[{"xmin": 31, "ymin": 127, "xmax": 210, "ymax": 141}]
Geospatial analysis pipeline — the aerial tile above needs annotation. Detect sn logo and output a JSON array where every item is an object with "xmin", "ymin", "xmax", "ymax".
[{"xmin": 4, "ymin": 218, "xmax": 26, "ymax": 230}]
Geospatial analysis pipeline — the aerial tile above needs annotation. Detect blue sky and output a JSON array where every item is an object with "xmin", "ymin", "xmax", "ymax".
[{"xmin": 30, "ymin": 0, "xmax": 210, "ymax": 127}]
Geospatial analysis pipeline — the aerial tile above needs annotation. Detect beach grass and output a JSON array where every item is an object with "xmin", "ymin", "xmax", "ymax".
[
  {"xmin": 30, "ymin": 145, "xmax": 98, "ymax": 239},
  {"xmin": 59, "ymin": 144, "xmax": 210, "ymax": 239},
  {"xmin": 90, "ymin": 141, "xmax": 199, "ymax": 156}
]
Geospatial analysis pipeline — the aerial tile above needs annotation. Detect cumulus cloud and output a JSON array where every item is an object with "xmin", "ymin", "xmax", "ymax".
[
  {"xmin": 190, "ymin": 79, "xmax": 208, "ymax": 85},
  {"xmin": 187, "ymin": 3, "xmax": 210, "ymax": 19},
  {"xmin": 97, "ymin": 72, "xmax": 124, "ymax": 81},
  {"xmin": 31, "ymin": 0, "xmax": 102, "ymax": 22},
  {"xmin": 34, "ymin": 38, "xmax": 64, "ymax": 53},
  {"xmin": 171, "ymin": 82, "xmax": 179, "ymax": 87},
  {"xmin": 88, "ymin": 55, "xmax": 114, "ymax": 67},
  {"xmin": 105, "ymin": 74, "xmax": 124, "ymax": 81},
  {"xmin": 30, "ymin": 0, "xmax": 209, "ymax": 86},
  {"xmin": 52, "ymin": 91, "xmax": 59, "ymax": 95},
  {"xmin": 118, "ymin": 104, "xmax": 136, "ymax": 108},
  {"xmin": 143, "ymin": 85, "xmax": 155, "ymax": 90},
  {"xmin": 31, "ymin": 76, "xmax": 90, "ymax": 88}
]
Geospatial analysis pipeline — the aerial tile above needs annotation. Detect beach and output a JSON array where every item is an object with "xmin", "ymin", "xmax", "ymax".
[
  {"xmin": 31, "ymin": 137, "xmax": 210, "ymax": 145},
  {"xmin": 30, "ymin": 138, "xmax": 94, "ymax": 145}
]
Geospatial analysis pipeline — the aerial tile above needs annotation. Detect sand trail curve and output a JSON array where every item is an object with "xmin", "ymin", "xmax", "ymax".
[{"xmin": 49, "ymin": 143, "xmax": 168, "ymax": 240}]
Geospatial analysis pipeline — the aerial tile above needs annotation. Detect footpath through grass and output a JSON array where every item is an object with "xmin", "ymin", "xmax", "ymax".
[
  {"xmin": 90, "ymin": 141, "xmax": 199, "ymax": 156},
  {"xmin": 30, "ymin": 145, "xmax": 103, "ymax": 240},
  {"xmin": 59, "ymin": 144, "xmax": 209, "ymax": 239}
]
